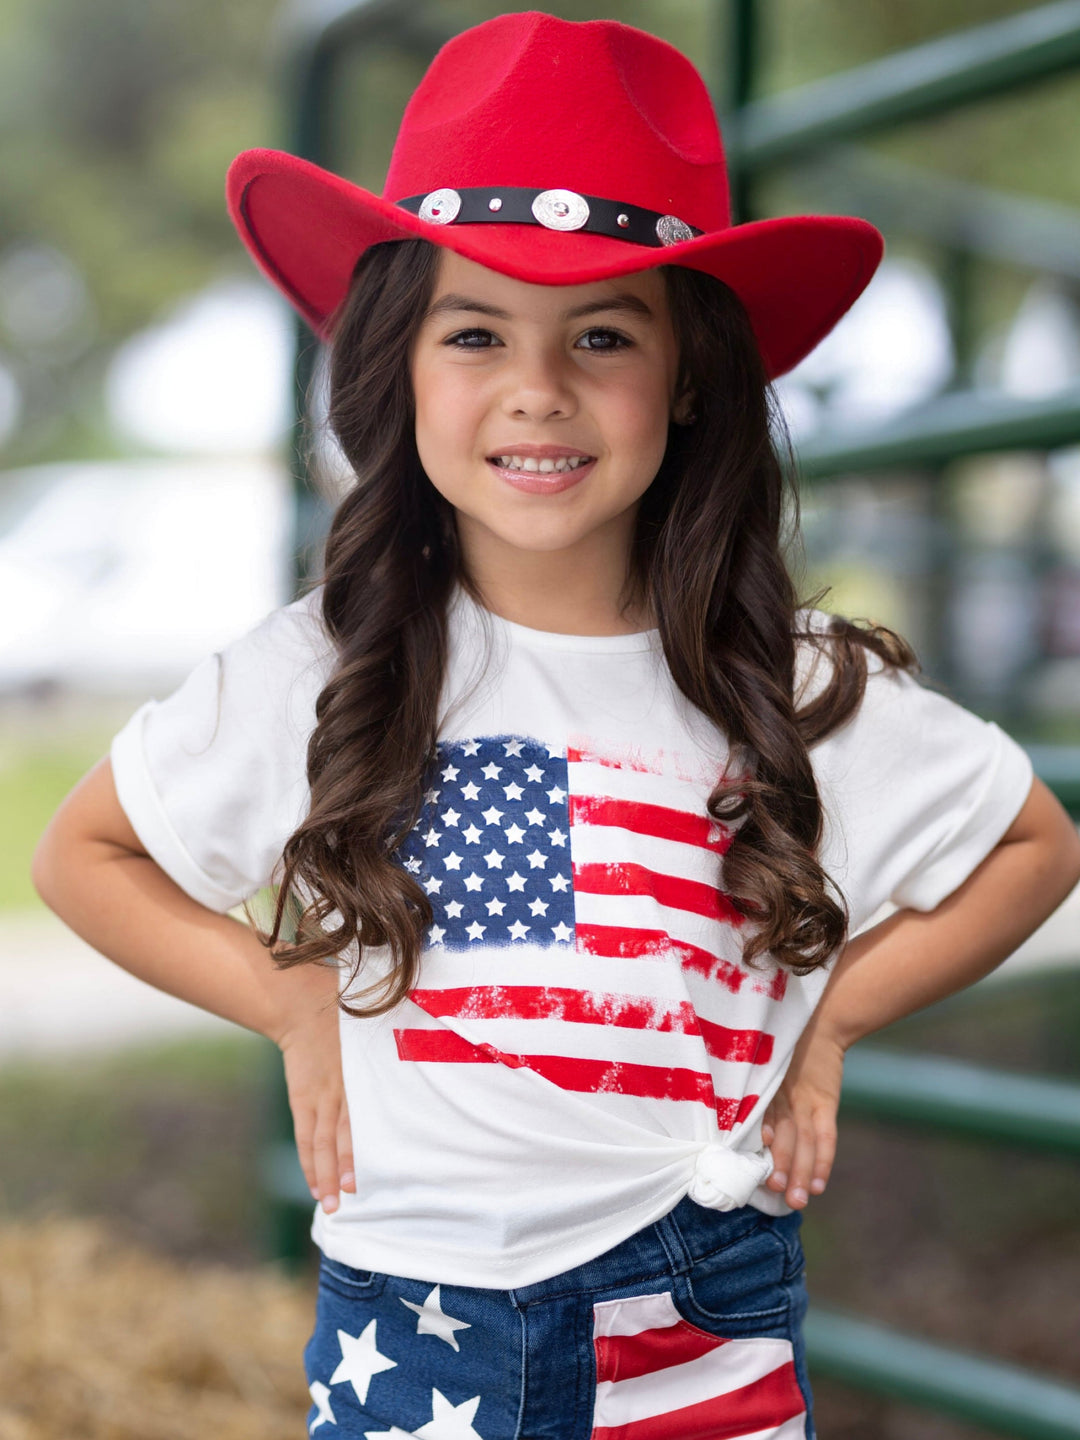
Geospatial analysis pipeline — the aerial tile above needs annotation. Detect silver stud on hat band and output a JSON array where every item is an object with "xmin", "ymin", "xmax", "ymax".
[
  {"xmin": 656, "ymin": 214, "xmax": 695, "ymax": 245},
  {"xmin": 417, "ymin": 188, "xmax": 461, "ymax": 224},
  {"xmin": 531, "ymin": 188, "xmax": 590, "ymax": 231},
  {"xmin": 397, "ymin": 185, "xmax": 704, "ymax": 248}
]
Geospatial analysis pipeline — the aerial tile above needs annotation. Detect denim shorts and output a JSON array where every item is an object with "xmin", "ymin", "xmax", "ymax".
[{"xmin": 303, "ymin": 1195, "xmax": 814, "ymax": 1439}]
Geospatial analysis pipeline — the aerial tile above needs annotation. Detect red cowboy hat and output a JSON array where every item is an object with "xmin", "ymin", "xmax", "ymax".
[{"xmin": 226, "ymin": 10, "xmax": 883, "ymax": 380}]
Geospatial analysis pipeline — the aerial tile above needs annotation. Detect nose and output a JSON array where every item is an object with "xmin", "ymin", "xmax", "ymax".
[{"xmin": 501, "ymin": 343, "xmax": 579, "ymax": 421}]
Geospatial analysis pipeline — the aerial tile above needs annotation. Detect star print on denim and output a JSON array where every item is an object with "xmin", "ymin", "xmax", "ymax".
[
  {"xmin": 365, "ymin": 1389, "xmax": 484, "ymax": 1439},
  {"xmin": 395, "ymin": 736, "xmax": 575, "ymax": 949},
  {"xmin": 330, "ymin": 1319, "xmax": 397, "ymax": 1402},
  {"xmin": 401, "ymin": 1285, "xmax": 473, "ymax": 1350}
]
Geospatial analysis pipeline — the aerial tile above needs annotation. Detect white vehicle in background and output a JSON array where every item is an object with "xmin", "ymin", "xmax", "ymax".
[{"xmin": 0, "ymin": 456, "xmax": 293, "ymax": 696}]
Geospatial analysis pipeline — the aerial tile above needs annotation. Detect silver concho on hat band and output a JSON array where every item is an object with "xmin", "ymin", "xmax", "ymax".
[
  {"xmin": 418, "ymin": 188, "xmax": 462, "ymax": 224},
  {"xmin": 531, "ymin": 188, "xmax": 590, "ymax": 231},
  {"xmin": 656, "ymin": 215, "xmax": 695, "ymax": 246}
]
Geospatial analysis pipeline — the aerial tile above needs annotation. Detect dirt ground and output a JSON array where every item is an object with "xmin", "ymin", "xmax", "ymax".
[{"xmin": 0, "ymin": 1216, "xmax": 314, "ymax": 1440}]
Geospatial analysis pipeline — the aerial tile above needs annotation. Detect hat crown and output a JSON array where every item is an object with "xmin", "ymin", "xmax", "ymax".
[{"xmin": 384, "ymin": 11, "xmax": 730, "ymax": 232}]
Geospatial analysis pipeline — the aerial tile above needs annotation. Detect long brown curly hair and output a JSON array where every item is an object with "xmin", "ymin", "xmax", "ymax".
[{"xmin": 255, "ymin": 237, "xmax": 919, "ymax": 1017}]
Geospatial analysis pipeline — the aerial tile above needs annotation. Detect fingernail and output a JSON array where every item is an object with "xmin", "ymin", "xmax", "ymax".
[
  {"xmin": 321, "ymin": 1195, "xmax": 338, "ymax": 1214},
  {"xmin": 772, "ymin": 1171, "xmax": 787, "ymax": 1188},
  {"xmin": 340, "ymin": 1171, "xmax": 355, "ymax": 1189},
  {"xmin": 310, "ymin": 1188, "xmax": 320, "ymax": 1201},
  {"xmin": 810, "ymin": 1178, "xmax": 826, "ymax": 1193},
  {"xmin": 791, "ymin": 1187, "xmax": 808, "ymax": 1205}
]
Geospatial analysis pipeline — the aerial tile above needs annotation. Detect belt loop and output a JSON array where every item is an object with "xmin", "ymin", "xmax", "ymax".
[{"xmin": 654, "ymin": 1200, "xmax": 693, "ymax": 1276}]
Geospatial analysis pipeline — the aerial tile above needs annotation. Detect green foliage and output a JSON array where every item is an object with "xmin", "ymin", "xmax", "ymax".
[
  {"xmin": 0, "ymin": 1032, "xmax": 271, "ymax": 1263},
  {"xmin": 0, "ymin": 719, "xmax": 118, "ymax": 910}
]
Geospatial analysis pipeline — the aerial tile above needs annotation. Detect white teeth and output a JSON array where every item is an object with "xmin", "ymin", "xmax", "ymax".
[{"xmin": 493, "ymin": 454, "xmax": 593, "ymax": 472}]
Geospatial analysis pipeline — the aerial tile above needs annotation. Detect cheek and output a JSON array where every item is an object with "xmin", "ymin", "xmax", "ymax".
[
  {"xmin": 413, "ymin": 372, "xmax": 472, "ymax": 467},
  {"xmin": 607, "ymin": 380, "xmax": 671, "ymax": 456}
]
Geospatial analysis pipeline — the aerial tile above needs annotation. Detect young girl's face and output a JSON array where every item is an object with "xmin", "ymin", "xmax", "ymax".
[{"xmin": 410, "ymin": 248, "xmax": 683, "ymax": 588}]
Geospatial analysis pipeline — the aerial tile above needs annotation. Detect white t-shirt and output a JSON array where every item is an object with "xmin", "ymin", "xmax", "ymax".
[{"xmin": 109, "ymin": 583, "xmax": 1034, "ymax": 1287}]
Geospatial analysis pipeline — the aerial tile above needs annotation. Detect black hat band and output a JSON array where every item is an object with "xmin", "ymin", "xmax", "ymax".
[{"xmin": 395, "ymin": 186, "xmax": 704, "ymax": 248}]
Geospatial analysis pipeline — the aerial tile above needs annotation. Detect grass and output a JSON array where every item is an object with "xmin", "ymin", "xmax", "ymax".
[
  {"xmin": 0, "ymin": 711, "xmax": 122, "ymax": 911},
  {"xmin": 0, "ymin": 1032, "xmax": 281, "ymax": 1268}
]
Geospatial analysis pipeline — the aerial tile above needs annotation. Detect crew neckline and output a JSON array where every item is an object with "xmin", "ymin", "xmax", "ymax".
[{"xmin": 453, "ymin": 586, "xmax": 660, "ymax": 654}]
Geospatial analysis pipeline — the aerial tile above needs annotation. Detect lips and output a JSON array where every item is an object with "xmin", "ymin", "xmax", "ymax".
[{"xmin": 487, "ymin": 455, "xmax": 596, "ymax": 494}]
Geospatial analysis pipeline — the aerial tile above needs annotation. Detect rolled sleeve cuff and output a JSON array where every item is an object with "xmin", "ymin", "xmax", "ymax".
[
  {"xmin": 891, "ymin": 725, "xmax": 1035, "ymax": 912},
  {"xmin": 109, "ymin": 702, "xmax": 248, "ymax": 915}
]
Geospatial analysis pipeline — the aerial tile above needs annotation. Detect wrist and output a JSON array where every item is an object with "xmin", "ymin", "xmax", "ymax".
[
  {"xmin": 805, "ymin": 1010, "xmax": 859, "ymax": 1056},
  {"xmin": 263, "ymin": 955, "xmax": 343, "ymax": 1050}
]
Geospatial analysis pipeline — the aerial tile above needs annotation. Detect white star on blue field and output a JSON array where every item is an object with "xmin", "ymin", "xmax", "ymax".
[{"xmin": 394, "ymin": 737, "xmax": 576, "ymax": 949}]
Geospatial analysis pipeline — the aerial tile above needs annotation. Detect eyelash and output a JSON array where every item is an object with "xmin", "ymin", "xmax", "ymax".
[{"xmin": 444, "ymin": 327, "xmax": 632, "ymax": 353}]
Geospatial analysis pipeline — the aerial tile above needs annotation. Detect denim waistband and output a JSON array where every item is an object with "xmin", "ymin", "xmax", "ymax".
[{"xmin": 508, "ymin": 1195, "xmax": 790, "ymax": 1306}]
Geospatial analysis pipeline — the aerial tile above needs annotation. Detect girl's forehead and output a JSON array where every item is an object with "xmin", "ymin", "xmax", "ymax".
[{"xmin": 427, "ymin": 247, "xmax": 668, "ymax": 318}]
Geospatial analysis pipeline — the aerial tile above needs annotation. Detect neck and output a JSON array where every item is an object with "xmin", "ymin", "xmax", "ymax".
[{"xmin": 457, "ymin": 522, "xmax": 654, "ymax": 637}]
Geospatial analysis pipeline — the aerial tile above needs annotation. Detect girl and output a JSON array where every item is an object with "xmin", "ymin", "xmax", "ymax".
[{"xmin": 32, "ymin": 12, "xmax": 1080, "ymax": 1440}]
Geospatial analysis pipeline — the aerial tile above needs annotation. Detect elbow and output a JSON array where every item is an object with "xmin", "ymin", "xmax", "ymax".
[
  {"xmin": 31, "ymin": 825, "xmax": 63, "ymax": 912},
  {"xmin": 1065, "ymin": 817, "xmax": 1080, "ymax": 889}
]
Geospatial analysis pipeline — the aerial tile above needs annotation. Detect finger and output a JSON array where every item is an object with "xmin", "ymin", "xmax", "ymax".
[
  {"xmin": 762, "ymin": 1098, "xmax": 791, "ymax": 1180},
  {"xmin": 312, "ymin": 1106, "xmax": 341, "ymax": 1213},
  {"xmin": 765, "ymin": 1114, "xmax": 797, "ymax": 1191},
  {"xmin": 337, "ymin": 1104, "xmax": 356, "ymax": 1193},
  {"xmin": 291, "ymin": 1102, "xmax": 320, "ymax": 1200},
  {"xmin": 786, "ymin": 1118, "xmax": 820, "ymax": 1209},
  {"xmin": 809, "ymin": 1115, "xmax": 837, "ymax": 1195}
]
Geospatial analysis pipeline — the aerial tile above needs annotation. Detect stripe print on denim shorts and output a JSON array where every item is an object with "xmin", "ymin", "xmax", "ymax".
[{"xmin": 303, "ymin": 1194, "xmax": 815, "ymax": 1440}]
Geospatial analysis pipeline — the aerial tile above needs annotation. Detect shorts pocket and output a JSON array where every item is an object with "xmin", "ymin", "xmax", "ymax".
[
  {"xmin": 681, "ymin": 1218, "xmax": 794, "ymax": 1328},
  {"xmin": 316, "ymin": 1253, "xmax": 388, "ymax": 1304},
  {"xmin": 591, "ymin": 1290, "xmax": 809, "ymax": 1439}
]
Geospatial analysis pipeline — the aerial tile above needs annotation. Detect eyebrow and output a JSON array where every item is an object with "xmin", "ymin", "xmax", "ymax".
[{"xmin": 422, "ymin": 291, "xmax": 655, "ymax": 324}]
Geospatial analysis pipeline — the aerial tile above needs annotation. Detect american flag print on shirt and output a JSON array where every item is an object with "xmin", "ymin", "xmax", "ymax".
[
  {"xmin": 590, "ymin": 1291, "xmax": 808, "ymax": 1439},
  {"xmin": 392, "ymin": 734, "xmax": 785, "ymax": 1129}
]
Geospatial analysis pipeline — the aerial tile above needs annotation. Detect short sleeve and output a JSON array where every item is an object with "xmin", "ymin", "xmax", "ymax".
[
  {"xmin": 811, "ymin": 640, "xmax": 1034, "ymax": 928},
  {"xmin": 108, "ymin": 586, "xmax": 335, "ymax": 913}
]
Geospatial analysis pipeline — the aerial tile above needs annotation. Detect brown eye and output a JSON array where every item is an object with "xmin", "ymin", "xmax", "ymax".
[
  {"xmin": 445, "ymin": 329, "xmax": 498, "ymax": 348},
  {"xmin": 578, "ymin": 328, "xmax": 632, "ymax": 352}
]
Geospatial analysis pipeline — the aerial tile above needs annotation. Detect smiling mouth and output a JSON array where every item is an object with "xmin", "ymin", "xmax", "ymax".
[{"xmin": 486, "ymin": 454, "xmax": 595, "ymax": 474}]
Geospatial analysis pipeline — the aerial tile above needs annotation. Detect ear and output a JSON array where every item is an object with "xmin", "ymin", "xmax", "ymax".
[{"xmin": 671, "ymin": 389, "xmax": 698, "ymax": 426}]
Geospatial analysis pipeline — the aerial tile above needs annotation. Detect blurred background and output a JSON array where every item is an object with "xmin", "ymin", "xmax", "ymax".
[{"xmin": 2, "ymin": 1, "xmax": 1080, "ymax": 1438}]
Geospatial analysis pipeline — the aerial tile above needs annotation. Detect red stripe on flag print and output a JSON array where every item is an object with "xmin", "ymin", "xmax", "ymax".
[
  {"xmin": 698, "ymin": 1017, "xmax": 774, "ymax": 1066},
  {"xmin": 408, "ymin": 986, "xmax": 774, "ymax": 1068},
  {"xmin": 596, "ymin": 1323, "xmax": 728, "ymax": 1383},
  {"xmin": 567, "ymin": 743, "xmax": 654, "ymax": 774},
  {"xmin": 410, "ymin": 985, "xmax": 700, "ymax": 1034},
  {"xmin": 569, "ymin": 794, "xmax": 731, "ymax": 854},
  {"xmin": 715, "ymin": 1092, "xmax": 761, "ymax": 1130},
  {"xmin": 574, "ymin": 862, "xmax": 745, "ymax": 925},
  {"xmin": 394, "ymin": 1029, "xmax": 718, "ymax": 1108},
  {"xmin": 575, "ymin": 925, "xmax": 787, "ymax": 1002},
  {"xmin": 590, "ymin": 1362, "xmax": 806, "ymax": 1440}
]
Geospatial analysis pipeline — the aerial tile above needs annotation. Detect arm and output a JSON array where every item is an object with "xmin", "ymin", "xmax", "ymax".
[
  {"xmin": 31, "ymin": 755, "xmax": 354, "ymax": 1214},
  {"xmin": 761, "ymin": 776, "xmax": 1080, "ymax": 1210}
]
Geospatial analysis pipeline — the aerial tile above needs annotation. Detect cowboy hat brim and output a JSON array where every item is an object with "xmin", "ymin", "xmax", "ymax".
[{"xmin": 227, "ymin": 148, "xmax": 883, "ymax": 381}]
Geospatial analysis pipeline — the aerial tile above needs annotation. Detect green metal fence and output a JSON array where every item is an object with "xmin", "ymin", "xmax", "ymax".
[{"xmin": 261, "ymin": 3, "xmax": 1080, "ymax": 1433}]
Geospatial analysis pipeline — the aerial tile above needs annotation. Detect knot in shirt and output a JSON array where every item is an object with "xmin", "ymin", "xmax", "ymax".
[{"xmin": 687, "ymin": 1141, "xmax": 774, "ymax": 1211}]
